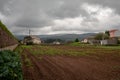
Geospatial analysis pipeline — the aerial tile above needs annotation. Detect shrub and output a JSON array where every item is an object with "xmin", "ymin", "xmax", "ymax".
[
  {"xmin": 75, "ymin": 38, "xmax": 79, "ymax": 42},
  {"xmin": 26, "ymin": 42, "xmax": 33, "ymax": 45},
  {"xmin": 0, "ymin": 50, "xmax": 23, "ymax": 80}
]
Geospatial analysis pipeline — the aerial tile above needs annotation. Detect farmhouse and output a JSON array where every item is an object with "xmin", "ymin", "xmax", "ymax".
[
  {"xmin": 82, "ymin": 36, "xmax": 99, "ymax": 45},
  {"xmin": 82, "ymin": 36, "xmax": 94, "ymax": 43},
  {"xmin": 23, "ymin": 35, "xmax": 41, "ymax": 45}
]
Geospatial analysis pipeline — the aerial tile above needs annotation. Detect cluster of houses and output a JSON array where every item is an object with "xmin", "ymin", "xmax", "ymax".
[
  {"xmin": 22, "ymin": 29, "xmax": 120, "ymax": 45},
  {"xmin": 22, "ymin": 35, "xmax": 61, "ymax": 45},
  {"xmin": 21, "ymin": 29, "xmax": 61, "ymax": 45},
  {"xmin": 82, "ymin": 29, "xmax": 120, "ymax": 45}
]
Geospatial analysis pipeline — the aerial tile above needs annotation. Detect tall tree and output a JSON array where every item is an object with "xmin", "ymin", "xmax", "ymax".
[
  {"xmin": 105, "ymin": 30, "xmax": 110, "ymax": 37},
  {"xmin": 94, "ymin": 33, "xmax": 109, "ymax": 40}
]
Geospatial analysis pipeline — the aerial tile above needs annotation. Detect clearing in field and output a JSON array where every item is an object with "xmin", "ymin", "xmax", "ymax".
[{"xmin": 16, "ymin": 45, "xmax": 120, "ymax": 80}]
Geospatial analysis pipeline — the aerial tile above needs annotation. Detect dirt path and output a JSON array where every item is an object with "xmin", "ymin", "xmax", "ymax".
[
  {"xmin": 21, "ymin": 49, "xmax": 120, "ymax": 80},
  {"xmin": 0, "ymin": 44, "xmax": 18, "ymax": 51}
]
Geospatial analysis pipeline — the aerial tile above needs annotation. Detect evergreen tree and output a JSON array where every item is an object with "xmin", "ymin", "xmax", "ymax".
[
  {"xmin": 75, "ymin": 38, "xmax": 79, "ymax": 42},
  {"xmin": 105, "ymin": 30, "xmax": 110, "ymax": 37}
]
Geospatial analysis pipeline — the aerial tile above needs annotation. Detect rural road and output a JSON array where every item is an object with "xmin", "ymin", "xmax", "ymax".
[{"xmin": 0, "ymin": 44, "xmax": 18, "ymax": 51}]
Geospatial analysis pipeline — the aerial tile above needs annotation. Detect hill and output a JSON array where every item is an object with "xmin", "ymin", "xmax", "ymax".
[
  {"xmin": 0, "ymin": 21, "xmax": 18, "ymax": 48},
  {"xmin": 15, "ymin": 33, "xmax": 96, "ymax": 42}
]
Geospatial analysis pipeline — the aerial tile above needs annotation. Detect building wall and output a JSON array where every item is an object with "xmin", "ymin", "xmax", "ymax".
[
  {"xmin": 110, "ymin": 31, "xmax": 115, "ymax": 38},
  {"xmin": 32, "ymin": 39, "xmax": 41, "ymax": 44},
  {"xmin": 83, "ymin": 39, "xmax": 88, "ymax": 43},
  {"xmin": 115, "ymin": 30, "xmax": 120, "ymax": 37},
  {"xmin": 101, "ymin": 38, "xmax": 118, "ymax": 45},
  {"xmin": 101, "ymin": 40, "xmax": 108, "ymax": 45},
  {"xmin": 109, "ymin": 29, "xmax": 119, "ymax": 38}
]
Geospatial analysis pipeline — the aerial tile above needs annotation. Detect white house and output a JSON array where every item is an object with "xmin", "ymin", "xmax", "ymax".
[
  {"xmin": 53, "ymin": 41, "xmax": 61, "ymax": 45},
  {"xmin": 82, "ymin": 38, "xmax": 88, "ymax": 43},
  {"xmin": 23, "ymin": 35, "xmax": 41, "ymax": 45},
  {"xmin": 82, "ymin": 36, "xmax": 95, "ymax": 44}
]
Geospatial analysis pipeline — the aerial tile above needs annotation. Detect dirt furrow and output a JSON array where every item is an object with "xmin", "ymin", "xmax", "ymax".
[
  {"xmin": 21, "ymin": 46, "xmax": 120, "ymax": 80},
  {"xmin": 25, "ymin": 49, "xmax": 52, "ymax": 80}
]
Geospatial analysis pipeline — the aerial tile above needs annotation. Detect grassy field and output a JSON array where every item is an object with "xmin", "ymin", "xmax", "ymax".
[{"xmin": 15, "ymin": 44, "xmax": 120, "ymax": 56}]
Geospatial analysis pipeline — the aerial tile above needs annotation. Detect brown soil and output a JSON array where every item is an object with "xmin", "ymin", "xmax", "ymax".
[{"xmin": 21, "ymin": 48, "xmax": 120, "ymax": 80}]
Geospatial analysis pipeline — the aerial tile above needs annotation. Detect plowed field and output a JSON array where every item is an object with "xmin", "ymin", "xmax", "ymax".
[{"xmin": 20, "ymin": 45, "xmax": 120, "ymax": 80}]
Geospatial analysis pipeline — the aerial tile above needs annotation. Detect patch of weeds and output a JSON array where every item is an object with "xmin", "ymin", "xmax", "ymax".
[
  {"xmin": 23, "ymin": 54, "xmax": 33, "ymax": 67},
  {"xmin": 38, "ymin": 57, "xmax": 42, "ymax": 60},
  {"xmin": 25, "ymin": 58, "xmax": 33, "ymax": 67},
  {"xmin": 67, "ymin": 51, "xmax": 87, "ymax": 56},
  {"xmin": 112, "ymin": 65, "xmax": 120, "ymax": 70},
  {"xmin": 14, "ymin": 45, "xmax": 24, "ymax": 54},
  {"xmin": 22, "ymin": 45, "xmax": 33, "ymax": 49},
  {"xmin": 22, "ymin": 45, "xmax": 120, "ymax": 58},
  {"xmin": 97, "ymin": 46, "xmax": 120, "ymax": 50}
]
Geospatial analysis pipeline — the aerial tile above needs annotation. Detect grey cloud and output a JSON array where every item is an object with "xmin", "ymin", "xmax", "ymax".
[
  {"xmin": 0, "ymin": 0, "xmax": 120, "ymax": 35},
  {"xmin": 15, "ymin": 17, "xmax": 52, "ymax": 28}
]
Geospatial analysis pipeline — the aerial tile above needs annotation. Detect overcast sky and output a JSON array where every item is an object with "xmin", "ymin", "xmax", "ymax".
[{"xmin": 0, "ymin": 0, "xmax": 120, "ymax": 35}]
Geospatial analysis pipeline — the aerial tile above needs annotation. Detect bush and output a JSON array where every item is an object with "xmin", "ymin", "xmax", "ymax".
[
  {"xmin": 117, "ymin": 40, "xmax": 120, "ymax": 44},
  {"xmin": 0, "ymin": 50, "xmax": 23, "ymax": 80},
  {"xmin": 75, "ymin": 38, "xmax": 79, "ymax": 42},
  {"xmin": 26, "ymin": 42, "xmax": 33, "ymax": 45}
]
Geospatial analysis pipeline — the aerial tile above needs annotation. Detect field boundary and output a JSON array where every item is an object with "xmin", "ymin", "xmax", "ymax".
[{"xmin": 0, "ymin": 44, "xmax": 18, "ymax": 51}]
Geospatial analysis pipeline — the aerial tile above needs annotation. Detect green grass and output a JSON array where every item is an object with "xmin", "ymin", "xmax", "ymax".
[
  {"xmin": 15, "ymin": 44, "xmax": 120, "ymax": 57},
  {"xmin": 69, "ymin": 42, "xmax": 120, "ymax": 48},
  {"xmin": 96, "ymin": 45, "xmax": 120, "ymax": 49},
  {"xmin": 25, "ymin": 46, "xmax": 94, "ymax": 56},
  {"xmin": 69, "ymin": 42, "xmax": 81, "ymax": 46},
  {"xmin": 15, "ymin": 45, "xmax": 33, "ymax": 67},
  {"xmin": 69, "ymin": 42, "xmax": 92, "ymax": 46},
  {"xmin": 24, "ymin": 54, "xmax": 33, "ymax": 67},
  {"xmin": 15, "ymin": 45, "xmax": 32, "ymax": 53}
]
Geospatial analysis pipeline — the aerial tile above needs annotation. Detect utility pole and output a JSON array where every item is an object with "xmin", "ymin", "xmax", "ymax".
[
  {"xmin": 27, "ymin": 24, "xmax": 31, "ymax": 36},
  {"xmin": 29, "ymin": 29, "xmax": 31, "ymax": 36},
  {"xmin": 102, "ymin": 33, "xmax": 104, "ymax": 40}
]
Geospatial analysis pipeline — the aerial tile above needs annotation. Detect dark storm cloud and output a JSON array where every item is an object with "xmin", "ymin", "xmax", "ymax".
[{"xmin": 0, "ymin": 0, "xmax": 120, "ymax": 35}]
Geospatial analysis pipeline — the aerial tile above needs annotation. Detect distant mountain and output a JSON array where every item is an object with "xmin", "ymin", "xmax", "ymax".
[
  {"xmin": 15, "ymin": 33, "xmax": 96, "ymax": 42},
  {"xmin": 0, "ymin": 21, "xmax": 18, "ymax": 48}
]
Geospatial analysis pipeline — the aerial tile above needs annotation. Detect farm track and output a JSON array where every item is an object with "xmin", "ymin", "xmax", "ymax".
[{"xmin": 21, "ymin": 47, "xmax": 120, "ymax": 80}]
